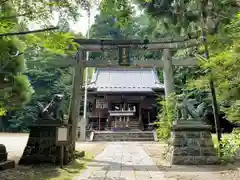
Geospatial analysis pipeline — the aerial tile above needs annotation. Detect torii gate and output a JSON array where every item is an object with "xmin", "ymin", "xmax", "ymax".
[{"xmin": 67, "ymin": 37, "xmax": 200, "ymax": 142}]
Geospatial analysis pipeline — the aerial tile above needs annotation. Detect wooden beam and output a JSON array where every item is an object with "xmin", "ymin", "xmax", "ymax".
[
  {"xmin": 48, "ymin": 55, "xmax": 197, "ymax": 68},
  {"xmin": 74, "ymin": 35, "xmax": 199, "ymax": 45},
  {"xmin": 75, "ymin": 39, "xmax": 200, "ymax": 51},
  {"xmin": 83, "ymin": 57, "xmax": 197, "ymax": 68},
  {"xmin": 45, "ymin": 57, "xmax": 75, "ymax": 68},
  {"xmin": 172, "ymin": 57, "xmax": 197, "ymax": 66}
]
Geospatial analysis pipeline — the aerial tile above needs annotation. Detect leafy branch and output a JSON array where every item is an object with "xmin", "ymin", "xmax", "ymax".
[
  {"xmin": 0, "ymin": 27, "xmax": 59, "ymax": 37},
  {"xmin": 0, "ymin": 10, "xmax": 48, "ymax": 21}
]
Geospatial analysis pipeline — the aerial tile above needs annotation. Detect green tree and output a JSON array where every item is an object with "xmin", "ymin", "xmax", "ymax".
[
  {"xmin": 0, "ymin": 2, "xmax": 34, "ymax": 118},
  {"xmin": 189, "ymin": 13, "xmax": 240, "ymax": 123},
  {"xmin": 0, "ymin": 0, "xmax": 90, "ymax": 115},
  {"xmin": 4, "ymin": 48, "xmax": 73, "ymax": 132}
]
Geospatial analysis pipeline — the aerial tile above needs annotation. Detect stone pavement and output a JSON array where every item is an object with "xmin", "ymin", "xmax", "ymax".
[{"xmin": 74, "ymin": 142, "xmax": 166, "ymax": 180}]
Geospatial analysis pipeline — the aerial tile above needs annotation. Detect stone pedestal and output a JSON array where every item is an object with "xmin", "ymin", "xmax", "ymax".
[
  {"xmin": 19, "ymin": 120, "xmax": 73, "ymax": 165},
  {"xmin": 167, "ymin": 120, "xmax": 219, "ymax": 165}
]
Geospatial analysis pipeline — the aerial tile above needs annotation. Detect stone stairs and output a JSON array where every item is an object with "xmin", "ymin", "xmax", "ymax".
[
  {"xmin": 92, "ymin": 131, "xmax": 155, "ymax": 141},
  {"xmin": 110, "ymin": 120, "xmax": 140, "ymax": 130},
  {"xmin": 128, "ymin": 120, "xmax": 140, "ymax": 130}
]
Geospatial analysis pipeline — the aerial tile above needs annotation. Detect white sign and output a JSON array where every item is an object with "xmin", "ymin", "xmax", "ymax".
[{"xmin": 57, "ymin": 127, "xmax": 68, "ymax": 142}]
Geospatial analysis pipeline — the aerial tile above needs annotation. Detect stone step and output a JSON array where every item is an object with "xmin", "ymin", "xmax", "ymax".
[
  {"xmin": 95, "ymin": 135, "xmax": 154, "ymax": 138},
  {"xmin": 93, "ymin": 132, "xmax": 155, "ymax": 141},
  {"xmin": 93, "ymin": 138, "xmax": 155, "ymax": 141},
  {"xmin": 111, "ymin": 122, "xmax": 139, "ymax": 125},
  {"xmin": 94, "ymin": 132, "xmax": 153, "ymax": 136}
]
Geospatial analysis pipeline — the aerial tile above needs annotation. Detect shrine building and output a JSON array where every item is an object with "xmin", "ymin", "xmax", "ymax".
[{"xmin": 86, "ymin": 67, "xmax": 164, "ymax": 132}]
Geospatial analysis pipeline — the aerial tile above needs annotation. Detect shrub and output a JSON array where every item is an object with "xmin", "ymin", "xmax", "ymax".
[
  {"xmin": 220, "ymin": 129, "xmax": 240, "ymax": 163},
  {"xmin": 155, "ymin": 93, "xmax": 176, "ymax": 140}
]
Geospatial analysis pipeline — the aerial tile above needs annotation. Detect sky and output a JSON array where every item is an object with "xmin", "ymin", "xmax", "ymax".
[
  {"xmin": 69, "ymin": 6, "xmax": 99, "ymax": 36},
  {"xmin": 28, "ymin": 3, "xmax": 100, "ymax": 36},
  {"xmin": 69, "ymin": 3, "xmax": 141, "ymax": 36},
  {"xmin": 29, "ymin": 2, "xmax": 141, "ymax": 36}
]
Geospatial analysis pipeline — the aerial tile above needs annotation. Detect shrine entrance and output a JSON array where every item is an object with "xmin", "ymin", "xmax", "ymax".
[
  {"xmin": 62, "ymin": 34, "xmax": 219, "ymax": 165},
  {"xmin": 68, "ymin": 37, "xmax": 198, "ymax": 141}
]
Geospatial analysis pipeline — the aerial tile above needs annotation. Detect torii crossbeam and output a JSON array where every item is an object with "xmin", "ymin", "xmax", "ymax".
[{"xmin": 74, "ymin": 37, "xmax": 200, "ymax": 51}]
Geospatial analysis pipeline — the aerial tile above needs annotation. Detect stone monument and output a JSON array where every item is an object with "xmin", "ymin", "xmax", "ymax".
[
  {"xmin": 167, "ymin": 92, "xmax": 219, "ymax": 165},
  {"xmin": 0, "ymin": 144, "xmax": 15, "ymax": 170},
  {"xmin": 19, "ymin": 94, "xmax": 73, "ymax": 165}
]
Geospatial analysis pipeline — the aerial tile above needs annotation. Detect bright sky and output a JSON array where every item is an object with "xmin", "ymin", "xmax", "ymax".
[
  {"xmin": 29, "ymin": 2, "xmax": 140, "ymax": 36},
  {"xmin": 69, "ymin": 3, "xmax": 141, "ymax": 36},
  {"xmin": 70, "ymin": 6, "xmax": 99, "ymax": 36}
]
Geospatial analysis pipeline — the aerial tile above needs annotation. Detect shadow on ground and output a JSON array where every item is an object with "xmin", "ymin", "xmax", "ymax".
[{"xmin": 0, "ymin": 158, "xmax": 86, "ymax": 180}]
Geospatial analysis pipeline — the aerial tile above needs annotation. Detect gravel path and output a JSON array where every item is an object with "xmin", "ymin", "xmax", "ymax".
[{"xmin": 74, "ymin": 142, "xmax": 166, "ymax": 180}]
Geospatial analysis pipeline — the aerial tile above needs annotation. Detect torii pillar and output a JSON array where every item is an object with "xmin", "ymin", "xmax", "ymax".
[{"xmin": 162, "ymin": 49, "xmax": 175, "ymax": 97}]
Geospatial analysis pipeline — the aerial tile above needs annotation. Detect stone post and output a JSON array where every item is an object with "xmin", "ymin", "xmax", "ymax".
[{"xmin": 162, "ymin": 49, "xmax": 175, "ymax": 97}]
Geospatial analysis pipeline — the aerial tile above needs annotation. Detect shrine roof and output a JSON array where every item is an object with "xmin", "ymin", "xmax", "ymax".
[{"xmin": 88, "ymin": 68, "xmax": 164, "ymax": 93}]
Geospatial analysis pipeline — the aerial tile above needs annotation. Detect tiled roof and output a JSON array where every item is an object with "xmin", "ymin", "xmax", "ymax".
[{"xmin": 88, "ymin": 68, "xmax": 164, "ymax": 92}]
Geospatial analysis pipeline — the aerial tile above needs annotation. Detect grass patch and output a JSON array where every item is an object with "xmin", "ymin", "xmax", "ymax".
[
  {"xmin": 49, "ymin": 152, "xmax": 94, "ymax": 180},
  {"xmin": 0, "ymin": 152, "xmax": 94, "ymax": 180}
]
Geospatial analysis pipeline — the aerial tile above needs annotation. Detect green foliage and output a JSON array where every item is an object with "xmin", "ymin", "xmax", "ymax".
[
  {"xmin": 189, "ymin": 13, "xmax": 240, "ymax": 123},
  {"xmin": 4, "ymin": 48, "xmax": 73, "ymax": 132},
  {"xmin": 138, "ymin": 0, "xmax": 239, "ymax": 36},
  {"xmin": 100, "ymin": 0, "xmax": 134, "ymax": 28},
  {"xmin": 90, "ymin": 2, "xmax": 155, "ymax": 61},
  {"xmin": 220, "ymin": 129, "xmax": 240, "ymax": 163},
  {"xmin": 155, "ymin": 93, "xmax": 176, "ymax": 140},
  {"xmin": 223, "ymin": 101, "xmax": 240, "ymax": 123},
  {"xmin": 0, "ymin": 0, "xmax": 86, "ymax": 128},
  {"xmin": 0, "ymin": 3, "xmax": 34, "ymax": 113},
  {"xmin": 0, "ymin": 108, "xmax": 6, "ymax": 116}
]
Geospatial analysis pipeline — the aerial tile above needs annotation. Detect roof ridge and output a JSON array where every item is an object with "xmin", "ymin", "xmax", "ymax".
[
  {"xmin": 90, "ymin": 67, "xmax": 164, "ymax": 92},
  {"xmin": 96, "ymin": 67, "xmax": 153, "ymax": 71}
]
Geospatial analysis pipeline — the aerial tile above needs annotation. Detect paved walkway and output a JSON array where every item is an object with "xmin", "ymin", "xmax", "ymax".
[{"xmin": 74, "ymin": 142, "xmax": 166, "ymax": 180}]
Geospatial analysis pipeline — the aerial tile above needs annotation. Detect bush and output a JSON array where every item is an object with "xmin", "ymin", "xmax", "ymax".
[
  {"xmin": 155, "ymin": 93, "xmax": 176, "ymax": 140},
  {"xmin": 0, "ymin": 108, "xmax": 6, "ymax": 116},
  {"xmin": 220, "ymin": 129, "xmax": 240, "ymax": 163},
  {"xmin": 223, "ymin": 100, "xmax": 240, "ymax": 124}
]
